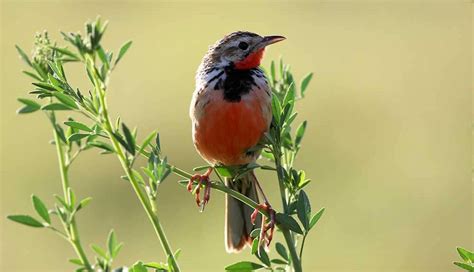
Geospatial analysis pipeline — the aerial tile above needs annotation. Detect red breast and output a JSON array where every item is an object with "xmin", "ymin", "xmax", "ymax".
[{"xmin": 194, "ymin": 94, "xmax": 268, "ymax": 166}]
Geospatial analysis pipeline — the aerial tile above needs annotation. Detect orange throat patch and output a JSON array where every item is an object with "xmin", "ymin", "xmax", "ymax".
[{"xmin": 234, "ymin": 48, "xmax": 265, "ymax": 70}]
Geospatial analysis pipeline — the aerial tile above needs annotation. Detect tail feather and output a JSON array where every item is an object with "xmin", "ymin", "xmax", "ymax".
[{"xmin": 225, "ymin": 170, "xmax": 261, "ymax": 253}]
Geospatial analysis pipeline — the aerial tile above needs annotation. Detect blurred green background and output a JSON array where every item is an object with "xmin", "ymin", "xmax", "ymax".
[{"xmin": 1, "ymin": 1, "xmax": 472, "ymax": 271}]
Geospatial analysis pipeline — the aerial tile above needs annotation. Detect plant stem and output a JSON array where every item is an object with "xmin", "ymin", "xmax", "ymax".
[
  {"xmin": 86, "ymin": 56, "xmax": 180, "ymax": 272},
  {"xmin": 53, "ymin": 124, "xmax": 93, "ymax": 271},
  {"xmin": 299, "ymin": 234, "xmax": 307, "ymax": 265},
  {"xmin": 274, "ymin": 153, "xmax": 302, "ymax": 272}
]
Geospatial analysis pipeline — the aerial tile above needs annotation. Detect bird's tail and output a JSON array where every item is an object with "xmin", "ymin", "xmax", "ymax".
[{"xmin": 225, "ymin": 170, "xmax": 262, "ymax": 253}]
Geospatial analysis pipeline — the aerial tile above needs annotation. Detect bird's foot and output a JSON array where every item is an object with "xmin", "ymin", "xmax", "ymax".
[
  {"xmin": 187, "ymin": 167, "xmax": 213, "ymax": 211},
  {"xmin": 251, "ymin": 201, "xmax": 276, "ymax": 247}
]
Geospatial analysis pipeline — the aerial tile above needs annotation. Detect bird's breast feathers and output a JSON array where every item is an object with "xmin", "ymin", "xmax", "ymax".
[{"xmin": 190, "ymin": 68, "xmax": 272, "ymax": 166}]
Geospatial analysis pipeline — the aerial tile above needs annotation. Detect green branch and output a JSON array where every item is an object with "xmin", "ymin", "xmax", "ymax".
[{"xmin": 52, "ymin": 115, "xmax": 92, "ymax": 271}]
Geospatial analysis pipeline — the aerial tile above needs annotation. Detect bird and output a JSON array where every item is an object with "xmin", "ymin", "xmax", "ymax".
[{"xmin": 188, "ymin": 31, "xmax": 285, "ymax": 253}]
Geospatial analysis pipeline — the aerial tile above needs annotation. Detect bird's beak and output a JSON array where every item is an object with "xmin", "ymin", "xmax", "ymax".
[{"xmin": 260, "ymin": 35, "xmax": 286, "ymax": 47}]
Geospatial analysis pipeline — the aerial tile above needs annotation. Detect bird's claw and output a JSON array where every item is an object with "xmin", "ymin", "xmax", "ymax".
[
  {"xmin": 251, "ymin": 201, "xmax": 276, "ymax": 248},
  {"xmin": 187, "ymin": 168, "xmax": 213, "ymax": 211}
]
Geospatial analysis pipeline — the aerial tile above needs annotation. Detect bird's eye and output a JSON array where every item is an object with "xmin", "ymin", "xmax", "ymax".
[{"xmin": 238, "ymin": 41, "xmax": 249, "ymax": 50}]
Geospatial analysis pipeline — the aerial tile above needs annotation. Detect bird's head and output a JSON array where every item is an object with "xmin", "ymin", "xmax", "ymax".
[{"xmin": 204, "ymin": 31, "xmax": 285, "ymax": 70}]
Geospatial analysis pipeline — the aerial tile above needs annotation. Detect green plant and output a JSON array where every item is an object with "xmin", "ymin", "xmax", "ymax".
[{"xmin": 8, "ymin": 18, "xmax": 322, "ymax": 272}]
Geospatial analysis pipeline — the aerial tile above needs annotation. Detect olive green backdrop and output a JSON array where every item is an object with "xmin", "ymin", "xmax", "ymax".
[{"xmin": 1, "ymin": 1, "xmax": 472, "ymax": 271}]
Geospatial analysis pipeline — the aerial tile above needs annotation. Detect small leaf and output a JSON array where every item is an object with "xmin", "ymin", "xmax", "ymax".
[
  {"xmin": 122, "ymin": 124, "xmax": 136, "ymax": 155},
  {"xmin": 193, "ymin": 165, "xmax": 210, "ymax": 172},
  {"xmin": 256, "ymin": 247, "xmax": 271, "ymax": 267},
  {"xmin": 32, "ymin": 195, "xmax": 50, "ymax": 224},
  {"xmin": 22, "ymin": 70, "xmax": 42, "ymax": 81},
  {"xmin": 76, "ymin": 197, "xmax": 92, "ymax": 212},
  {"xmin": 52, "ymin": 92, "xmax": 78, "ymax": 109},
  {"xmin": 69, "ymin": 258, "xmax": 84, "ymax": 266},
  {"xmin": 309, "ymin": 207, "xmax": 325, "ymax": 230},
  {"xmin": 64, "ymin": 121, "xmax": 93, "ymax": 132},
  {"xmin": 88, "ymin": 141, "xmax": 115, "ymax": 153},
  {"xmin": 68, "ymin": 133, "xmax": 89, "ymax": 142},
  {"xmin": 215, "ymin": 166, "xmax": 234, "ymax": 178},
  {"xmin": 225, "ymin": 261, "xmax": 264, "ymax": 271},
  {"xmin": 271, "ymin": 259, "xmax": 288, "ymax": 265},
  {"xmin": 42, "ymin": 103, "xmax": 74, "ymax": 111},
  {"xmin": 7, "ymin": 215, "xmax": 44, "ymax": 228},
  {"xmin": 300, "ymin": 72, "xmax": 313, "ymax": 97},
  {"xmin": 250, "ymin": 228, "xmax": 261, "ymax": 239},
  {"xmin": 457, "ymin": 247, "xmax": 474, "ymax": 262},
  {"xmin": 251, "ymin": 238, "xmax": 259, "ymax": 255},
  {"xmin": 453, "ymin": 262, "xmax": 474, "ymax": 271},
  {"xmin": 275, "ymin": 242, "xmax": 288, "ymax": 261},
  {"xmin": 15, "ymin": 45, "xmax": 32, "ymax": 67},
  {"xmin": 91, "ymin": 244, "xmax": 107, "ymax": 259},
  {"xmin": 297, "ymin": 190, "xmax": 311, "ymax": 231},
  {"xmin": 131, "ymin": 261, "xmax": 147, "ymax": 272},
  {"xmin": 137, "ymin": 130, "xmax": 156, "ymax": 156},
  {"xmin": 275, "ymin": 213, "xmax": 303, "ymax": 234},
  {"xmin": 144, "ymin": 262, "xmax": 168, "ymax": 269},
  {"xmin": 17, "ymin": 98, "xmax": 41, "ymax": 114},
  {"xmin": 107, "ymin": 230, "xmax": 118, "ymax": 258},
  {"xmin": 115, "ymin": 41, "xmax": 133, "ymax": 66},
  {"xmin": 271, "ymin": 95, "xmax": 282, "ymax": 125},
  {"xmin": 270, "ymin": 60, "xmax": 276, "ymax": 83},
  {"xmin": 295, "ymin": 121, "xmax": 307, "ymax": 148}
]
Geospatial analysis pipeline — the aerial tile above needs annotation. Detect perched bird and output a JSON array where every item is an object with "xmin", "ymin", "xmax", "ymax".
[{"xmin": 189, "ymin": 31, "xmax": 285, "ymax": 252}]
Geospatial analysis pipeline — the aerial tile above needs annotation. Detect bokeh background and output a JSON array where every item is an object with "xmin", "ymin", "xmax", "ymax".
[{"xmin": 1, "ymin": 1, "xmax": 472, "ymax": 271}]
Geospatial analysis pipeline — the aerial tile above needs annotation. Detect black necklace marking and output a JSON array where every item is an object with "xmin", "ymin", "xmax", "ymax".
[{"xmin": 219, "ymin": 65, "xmax": 259, "ymax": 102}]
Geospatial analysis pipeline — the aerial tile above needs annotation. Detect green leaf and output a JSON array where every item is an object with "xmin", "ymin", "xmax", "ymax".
[
  {"xmin": 215, "ymin": 166, "xmax": 234, "ymax": 178},
  {"xmin": 453, "ymin": 262, "xmax": 474, "ymax": 271},
  {"xmin": 457, "ymin": 247, "xmax": 474, "ymax": 262},
  {"xmin": 309, "ymin": 207, "xmax": 325, "ymax": 230},
  {"xmin": 271, "ymin": 95, "xmax": 282, "ymax": 125},
  {"xmin": 256, "ymin": 247, "xmax": 270, "ymax": 267},
  {"xmin": 76, "ymin": 197, "xmax": 92, "ymax": 212},
  {"xmin": 295, "ymin": 121, "xmax": 307, "ymax": 148},
  {"xmin": 42, "ymin": 103, "xmax": 74, "ymax": 111},
  {"xmin": 51, "ymin": 46, "xmax": 81, "ymax": 61},
  {"xmin": 91, "ymin": 244, "xmax": 108, "ymax": 259},
  {"xmin": 15, "ymin": 45, "xmax": 32, "ymax": 67},
  {"xmin": 33, "ymin": 82, "xmax": 58, "ymax": 92},
  {"xmin": 64, "ymin": 121, "xmax": 93, "ymax": 132},
  {"xmin": 52, "ymin": 92, "xmax": 78, "ymax": 109},
  {"xmin": 88, "ymin": 141, "xmax": 115, "ymax": 153},
  {"xmin": 115, "ymin": 40, "xmax": 133, "ymax": 66},
  {"xmin": 300, "ymin": 72, "xmax": 313, "ymax": 97},
  {"xmin": 225, "ymin": 261, "xmax": 264, "ymax": 271},
  {"xmin": 22, "ymin": 70, "xmax": 42, "ymax": 81},
  {"xmin": 32, "ymin": 195, "xmax": 50, "ymax": 224},
  {"xmin": 250, "ymin": 228, "xmax": 261, "ymax": 239},
  {"xmin": 7, "ymin": 215, "xmax": 44, "ymax": 228},
  {"xmin": 297, "ymin": 190, "xmax": 311, "ymax": 231},
  {"xmin": 69, "ymin": 258, "xmax": 84, "ymax": 266},
  {"xmin": 275, "ymin": 213, "xmax": 303, "ymax": 234},
  {"xmin": 271, "ymin": 259, "xmax": 288, "ymax": 265},
  {"xmin": 275, "ymin": 242, "xmax": 288, "ymax": 261},
  {"xmin": 68, "ymin": 133, "xmax": 89, "ymax": 142},
  {"xmin": 283, "ymin": 82, "xmax": 295, "ymax": 107},
  {"xmin": 193, "ymin": 165, "xmax": 210, "ymax": 172},
  {"xmin": 251, "ymin": 238, "xmax": 259, "ymax": 255},
  {"xmin": 107, "ymin": 230, "xmax": 118, "ymax": 258},
  {"xmin": 137, "ymin": 130, "xmax": 156, "ymax": 156},
  {"xmin": 144, "ymin": 262, "xmax": 168, "ymax": 270},
  {"xmin": 270, "ymin": 60, "xmax": 276, "ymax": 83},
  {"xmin": 131, "ymin": 261, "xmax": 147, "ymax": 272},
  {"xmin": 17, "ymin": 98, "xmax": 41, "ymax": 114},
  {"xmin": 122, "ymin": 124, "xmax": 136, "ymax": 155}
]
